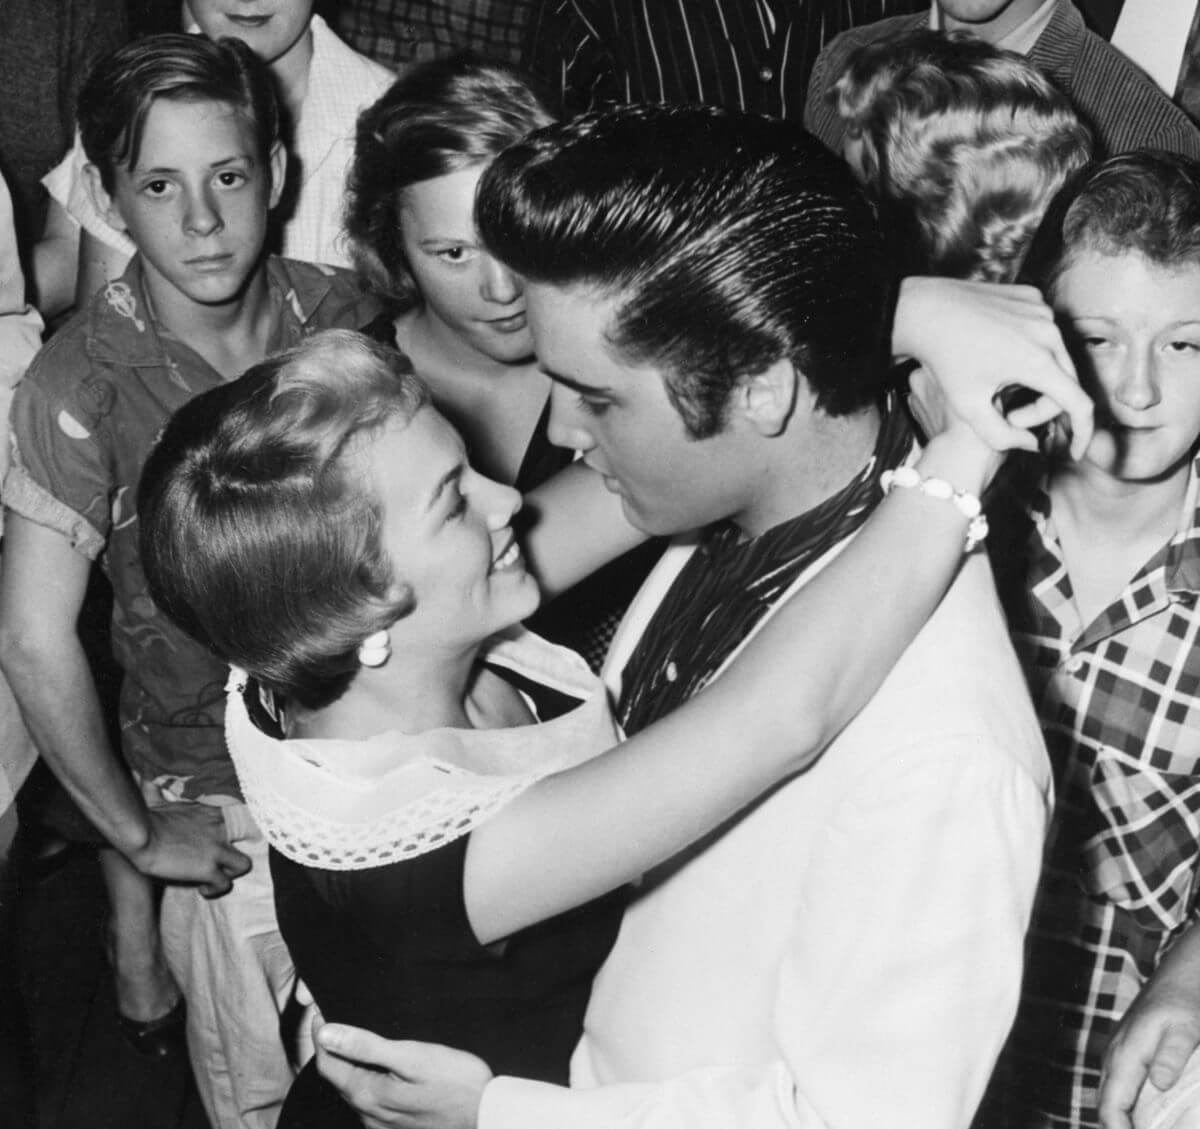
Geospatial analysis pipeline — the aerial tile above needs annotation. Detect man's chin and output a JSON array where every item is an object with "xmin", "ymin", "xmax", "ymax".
[{"xmin": 621, "ymin": 497, "xmax": 685, "ymax": 538}]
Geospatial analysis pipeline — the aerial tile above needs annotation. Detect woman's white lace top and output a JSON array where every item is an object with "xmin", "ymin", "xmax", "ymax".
[{"xmin": 225, "ymin": 629, "xmax": 620, "ymax": 871}]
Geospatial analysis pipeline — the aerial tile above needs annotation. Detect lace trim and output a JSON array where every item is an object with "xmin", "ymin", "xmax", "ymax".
[
  {"xmin": 224, "ymin": 630, "xmax": 618, "ymax": 871},
  {"xmin": 233, "ymin": 727, "xmax": 538, "ymax": 870}
]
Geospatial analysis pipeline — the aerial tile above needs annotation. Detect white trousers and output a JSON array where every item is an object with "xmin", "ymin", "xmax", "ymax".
[{"xmin": 158, "ymin": 801, "xmax": 296, "ymax": 1129}]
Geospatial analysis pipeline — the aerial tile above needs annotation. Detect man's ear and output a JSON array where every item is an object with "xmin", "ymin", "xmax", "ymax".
[
  {"xmin": 83, "ymin": 163, "xmax": 127, "ymax": 234},
  {"xmin": 267, "ymin": 141, "xmax": 287, "ymax": 211},
  {"xmin": 739, "ymin": 357, "xmax": 803, "ymax": 437}
]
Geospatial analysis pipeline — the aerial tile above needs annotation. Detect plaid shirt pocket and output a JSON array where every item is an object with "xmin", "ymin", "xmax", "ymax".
[{"xmin": 1082, "ymin": 744, "xmax": 1200, "ymax": 934}]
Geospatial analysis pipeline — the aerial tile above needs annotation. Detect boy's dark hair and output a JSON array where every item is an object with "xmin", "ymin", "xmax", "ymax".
[
  {"xmin": 139, "ymin": 331, "xmax": 428, "ymax": 712},
  {"xmin": 345, "ymin": 51, "xmax": 553, "ymax": 308},
  {"xmin": 476, "ymin": 104, "xmax": 893, "ymax": 438},
  {"xmin": 1025, "ymin": 151, "xmax": 1200, "ymax": 294},
  {"xmin": 79, "ymin": 33, "xmax": 280, "ymax": 192}
]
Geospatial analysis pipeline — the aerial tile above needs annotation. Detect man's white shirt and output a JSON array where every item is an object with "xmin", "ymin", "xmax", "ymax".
[{"xmin": 481, "ymin": 534, "xmax": 1051, "ymax": 1129}]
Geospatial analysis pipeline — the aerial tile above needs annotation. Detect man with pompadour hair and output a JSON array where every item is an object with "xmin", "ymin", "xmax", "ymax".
[{"xmin": 310, "ymin": 103, "xmax": 1050, "ymax": 1129}]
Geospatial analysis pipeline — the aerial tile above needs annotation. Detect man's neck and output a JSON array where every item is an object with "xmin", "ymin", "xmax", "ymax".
[
  {"xmin": 733, "ymin": 404, "xmax": 883, "ymax": 539},
  {"xmin": 936, "ymin": 0, "xmax": 1050, "ymax": 45}
]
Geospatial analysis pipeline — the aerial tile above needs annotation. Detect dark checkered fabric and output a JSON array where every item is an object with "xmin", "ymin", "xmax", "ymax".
[
  {"xmin": 981, "ymin": 460, "xmax": 1200, "ymax": 1129},
  {"xmin": 337, "ymin": 0, "xmax": 536, "ymax": 67}
]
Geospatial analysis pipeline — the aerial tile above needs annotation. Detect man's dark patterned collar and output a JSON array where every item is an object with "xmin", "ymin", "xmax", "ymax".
[{"xmin": 698, "ymin": 399, "xmax": 914, "ymax": 555}]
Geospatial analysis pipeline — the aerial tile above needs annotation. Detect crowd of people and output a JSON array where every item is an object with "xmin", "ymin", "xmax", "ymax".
[{"xmin": 4, "ymin": 5, "xmax": 1200, "ymax": 1129}]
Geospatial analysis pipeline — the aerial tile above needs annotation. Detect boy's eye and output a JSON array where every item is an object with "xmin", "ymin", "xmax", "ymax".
[
  {"xmin": 215, "ymin": 169, "xmax": 247, "ymax": 188},
  {"xmin": 436, "ymin": 246, "xmax": 474, "ymax": 264},
  {"xmin": 142, "ymin": 179, "xmax": 173, "ymax": 197},
  {"xmin": 1167, "ymin": 339, "xmax": 1200, "ymax": 354},
  {"xmin": 1080, "ymin": 335, "xmax": 1110, "ymax": 350}
]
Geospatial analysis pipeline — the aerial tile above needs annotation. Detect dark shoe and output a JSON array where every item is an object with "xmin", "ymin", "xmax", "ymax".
[{"xmin": 116, "ymin": 996, "xmax": 187, "ymax": 1060}]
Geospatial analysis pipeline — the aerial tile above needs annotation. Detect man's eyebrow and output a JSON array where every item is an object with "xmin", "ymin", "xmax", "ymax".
[
  {"xmin": 542, "ymin": 368, "xmax": 610, "ymax": 396},
  {"xmin": 424, "ymin": 463, "xmax": 464, "ymax": 513}
]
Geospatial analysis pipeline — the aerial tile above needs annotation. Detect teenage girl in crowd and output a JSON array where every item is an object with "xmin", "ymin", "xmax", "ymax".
[{"xmin": 346, "ymin": 54, "xmax": 660, "ymax": 668}]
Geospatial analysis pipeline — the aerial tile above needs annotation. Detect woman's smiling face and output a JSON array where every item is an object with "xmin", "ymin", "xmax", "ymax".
[{"xmin": 360, "ymin": 407, "xmax": 541, "ymax": 654}]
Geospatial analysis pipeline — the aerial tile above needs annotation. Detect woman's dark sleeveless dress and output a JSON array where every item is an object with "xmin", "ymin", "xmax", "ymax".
[{"xmin": 270, "ymin": 667, "xmax": 626, "ymax": 1129}]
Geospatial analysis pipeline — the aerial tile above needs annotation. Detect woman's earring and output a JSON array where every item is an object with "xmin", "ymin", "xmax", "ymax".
[{"xmin": 358, "ymin": 630, "xmax": 391, "ymax": 668}]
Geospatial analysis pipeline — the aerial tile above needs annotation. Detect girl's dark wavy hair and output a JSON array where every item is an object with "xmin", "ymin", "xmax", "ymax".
[
  {"xmin": 139, "ymin": 331, "xmax": 429, "ymax": 711},
  {"xmin": 79, "ymin": 33, "xmax": 279, "ymax": 192},
  {"xmin": 344, "ymin": 51, "xmax": 553, "ymax": 309}
]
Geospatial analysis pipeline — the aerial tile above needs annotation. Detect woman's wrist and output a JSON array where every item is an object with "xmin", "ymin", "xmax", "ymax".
[
  {"xmin": 881, "ymin": 463, "xmax": 988, "ymax": 554},
  {"xmin": 914, "ymin": 425, "xmax": 1001, "ymax": 499}
]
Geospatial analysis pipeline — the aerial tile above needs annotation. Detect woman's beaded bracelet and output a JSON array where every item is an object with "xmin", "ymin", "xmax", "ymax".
[{"xmin": 880, "ymin": 466, "xmax": 989, "ymax": 553}]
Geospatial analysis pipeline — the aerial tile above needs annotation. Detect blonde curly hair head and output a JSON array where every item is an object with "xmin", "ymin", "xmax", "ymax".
[{"xmin": 834, "ymin": 29, "xmax": 1092, "ymax": 282}]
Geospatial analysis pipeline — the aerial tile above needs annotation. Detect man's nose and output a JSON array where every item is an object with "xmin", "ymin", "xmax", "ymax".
[{"xmin": 546, "ymin": 382, "xmax": 593, "ymax": 452}]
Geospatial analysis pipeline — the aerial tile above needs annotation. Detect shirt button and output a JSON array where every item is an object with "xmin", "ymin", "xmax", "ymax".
[
  {"xmin": 1063, "ymin": 655, "xmax": 1084, "ymax": 675},
  {"xmin": 758, "ymin": 65, "xmax": 774, "ymax": 82}
]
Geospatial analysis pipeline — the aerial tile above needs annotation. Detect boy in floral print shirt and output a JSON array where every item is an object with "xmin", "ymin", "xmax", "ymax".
[{"xmin": 0, "ymin": 35, "xmax": 376, "ymax": 1129}]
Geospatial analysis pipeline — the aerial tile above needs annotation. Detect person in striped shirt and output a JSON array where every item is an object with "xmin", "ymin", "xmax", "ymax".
[{"xmin": 522, "ymin": 0, "xmax": 926, "ymax": 118}]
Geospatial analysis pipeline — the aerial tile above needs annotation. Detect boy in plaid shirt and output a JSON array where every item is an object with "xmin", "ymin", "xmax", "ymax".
[{"xmin": 985, "ymin": 151, "xmax": 1200, "ymax": 1129}]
